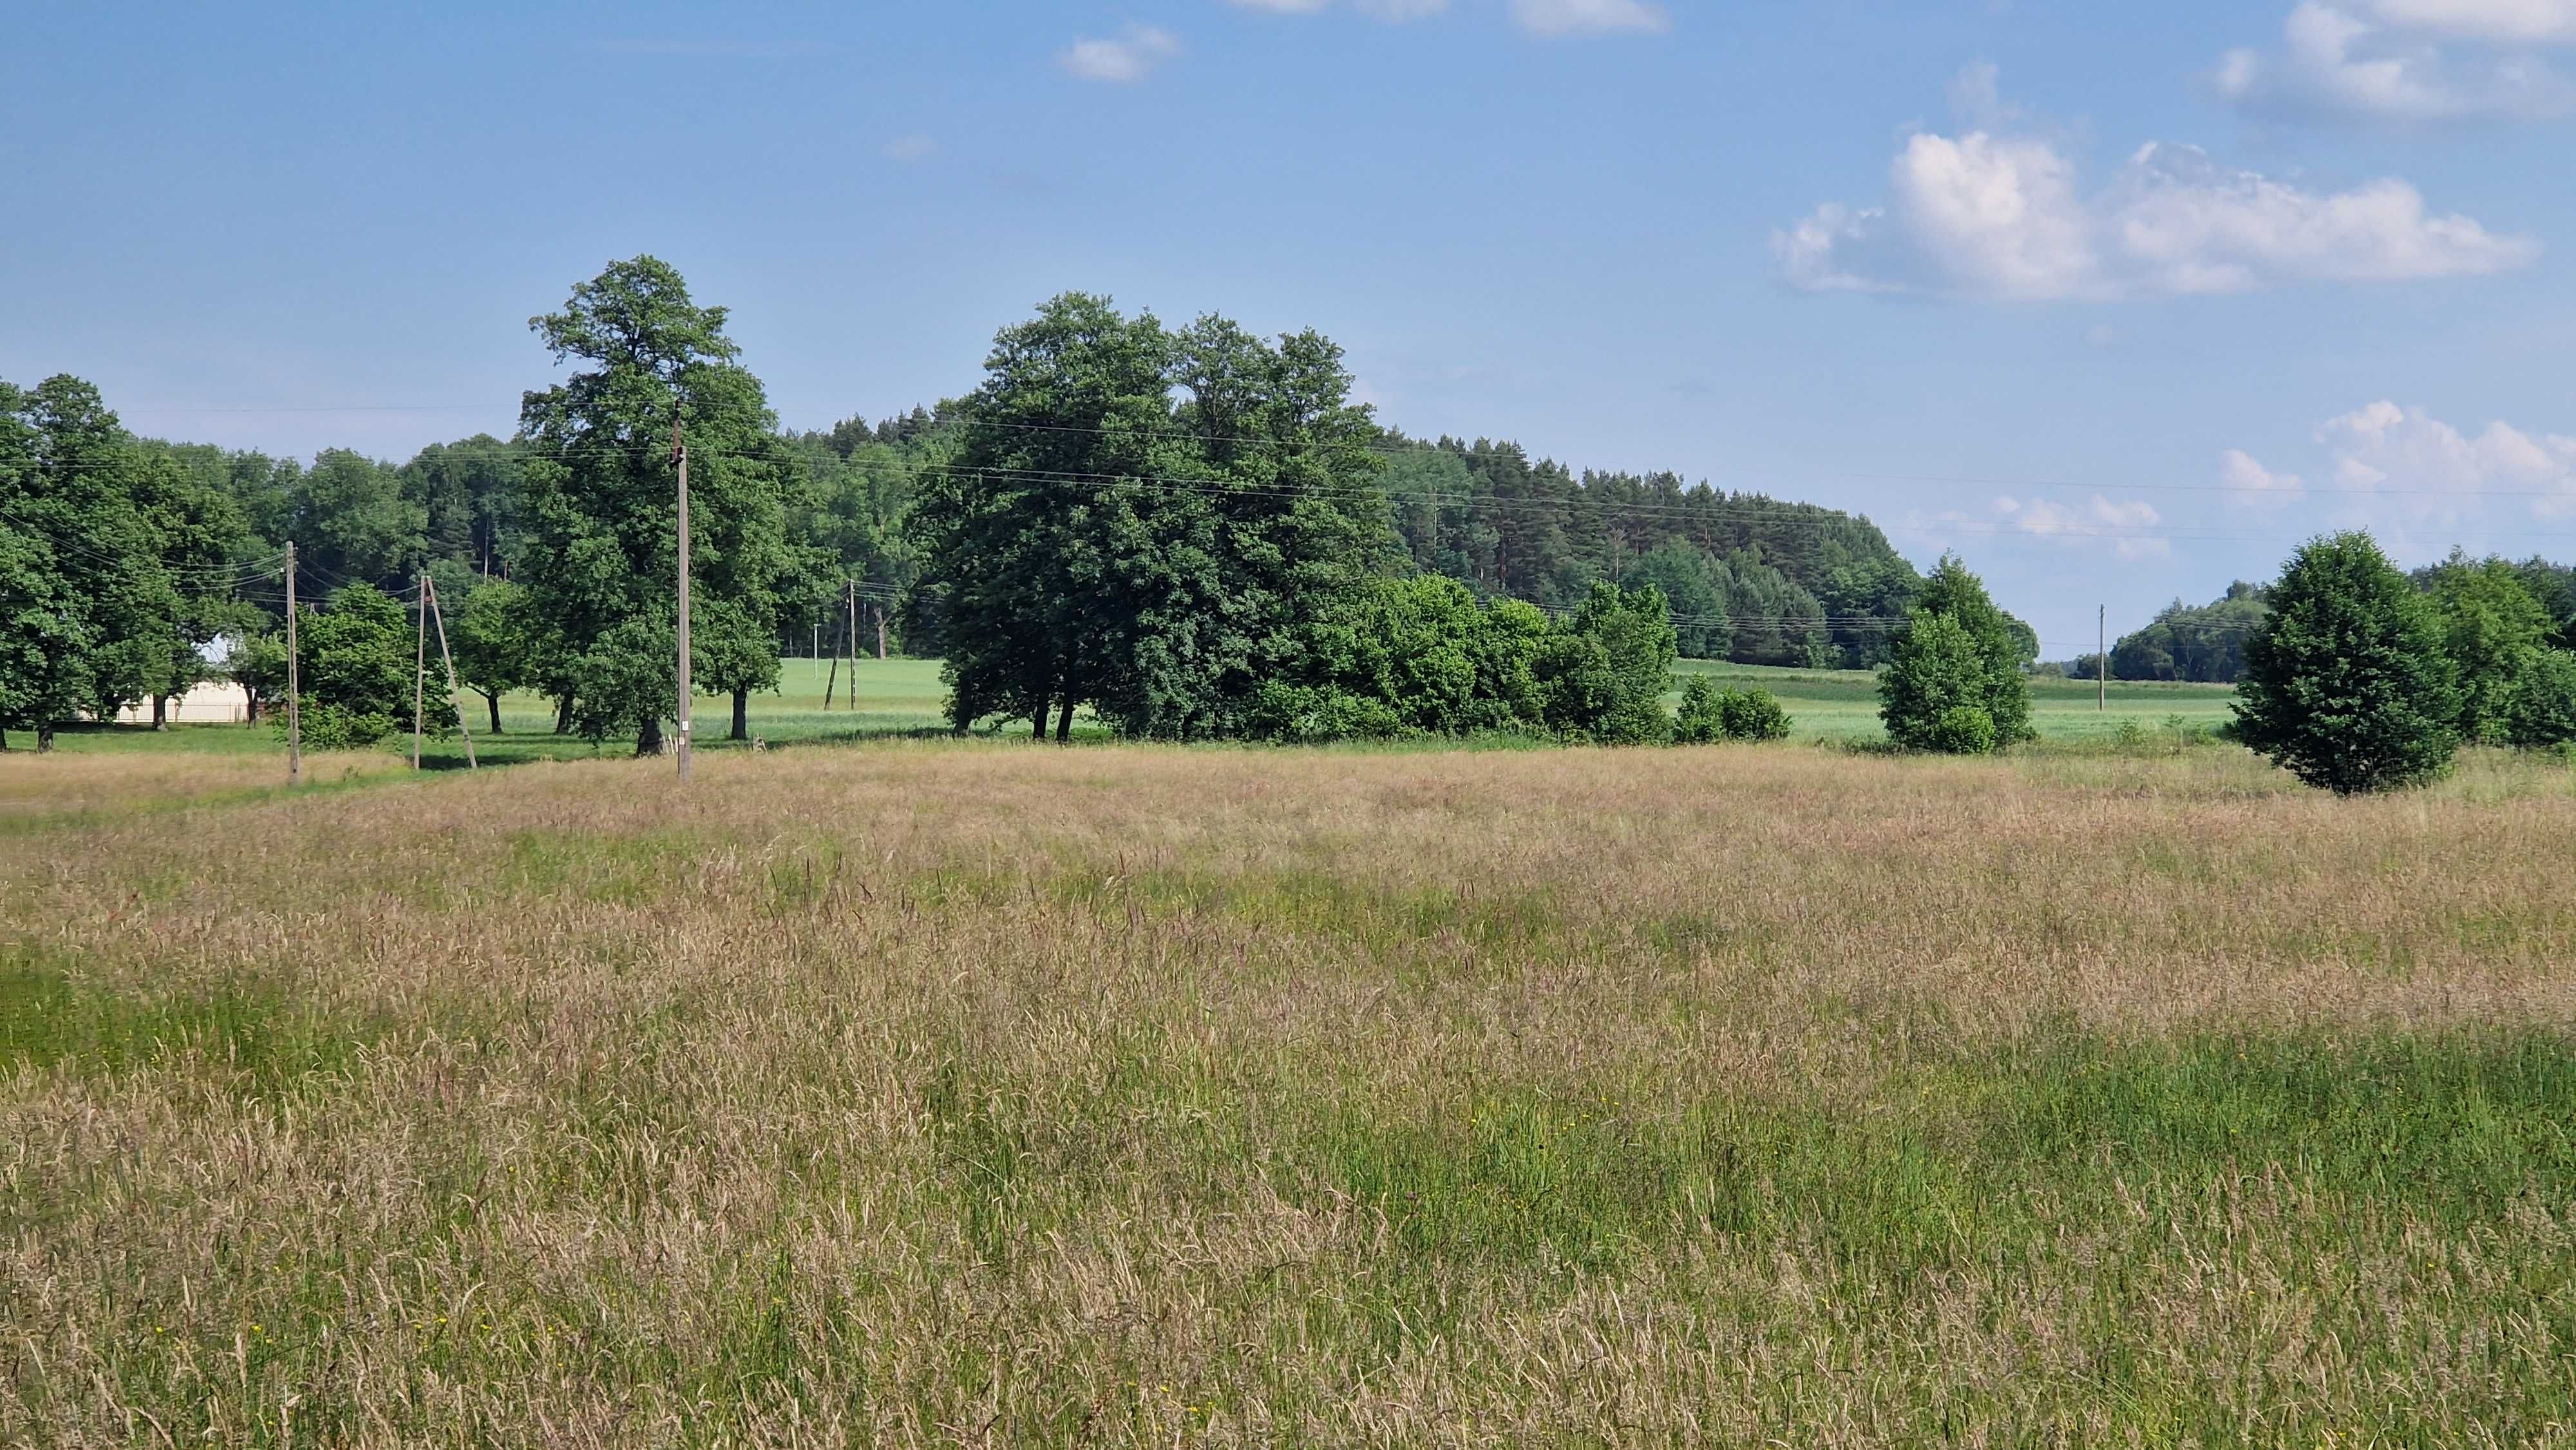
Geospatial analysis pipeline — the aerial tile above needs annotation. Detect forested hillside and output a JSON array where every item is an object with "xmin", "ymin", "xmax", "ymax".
[{"xmin": 1378, "ymin": 435, "xmax": 1920, "ymax": 668}]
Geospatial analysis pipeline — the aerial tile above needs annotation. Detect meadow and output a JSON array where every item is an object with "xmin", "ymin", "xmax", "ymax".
[
  {"xmin": 30, "ymin": 654, "xmax": 2237, "ymax": 773},
  {"xmin": 4, "ymin": 715, "xmax": 2575, "ymax": 1445}
]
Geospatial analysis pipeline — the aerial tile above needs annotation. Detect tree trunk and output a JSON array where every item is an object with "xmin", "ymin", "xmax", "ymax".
[
  {"xmin": 636, "ymin": 716, "xmax": 664, "ymax": 757},
  {"xmin": 1032, "ymin": 709, "xmax": 1046, "ymax": 740},
  {"xmin": 730, "ymin": 688, "xmax": 749, "ymax": 742},
  {"xmin": 151, "ymin": 695, "xmax": 168, "ymax": 731},
  {"xmin": 482, "ymin": 690, "xmax": 504, "ymax": 735},
  {"xmin": 554, "ymin": 697, "xmax": 574, "ymax": 735},
  {"xmin": 1056, "ymin": 695, "xmax": 1075, "ymax": 742},
  {"xmin": 0, "ymin": 726, "xmax": 8, "ymax": 751},
  {"xmin": 37, "ymin": 724, "xmax": 54, "ymax": 753},
  {"xmin": 245, "ymin": 693, "xmax": 261, "ymax": 727}
]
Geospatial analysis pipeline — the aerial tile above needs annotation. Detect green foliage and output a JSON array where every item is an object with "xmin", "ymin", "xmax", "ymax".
[
  {"xmin": 911, "ymin": 294, "xmax": 1390, "ymax": 741},
  {"xmin": 292, "ymin": 449, "xmax": 424, "ymax": 587},
  {"xmin": 1672, "ymin": 675, "xmax": 1725, "ymax": 744},
  {"xmin": 225, "ymin": 630, "xmax": 290, "ymax": 720},
  {"xmin": 1245, "ymin": 577, "xmax": 1675, "ymax": 745},
  {"xmin": 1674, "ymin": 677, "xmax": 1794, "ymax": 745},
  {"xmin": 2109, "ymin": 581, "xmax": 2268, "ymax": 683},
  {"xmin": 2235, "ymin": 532, "xmax": 2461, "ymax": 795},
  {"xmin": 1879, "ymin": 557, "xmax": 2032, "ymax": 754},
  {"xmin": 1382, "ymin": 436, "xmax": 1917, "ymax": 668},
  {"xmin": 2505, "ymin": 649, "xmax": 2576, "ymax": 750},
  {"xmin": 516, "ymin": 258, "xmax": 804, "ymax": 749},
  {"xmin": 0, "ymin": 375, "xmax": 239, "ymax": 744},
  {"xmin": 1930, "ymin": 705, "xmax": 1998, "ymax": 755},
  {"xmin": 1536, "ymin": 581, "xmax": 1678, "ymax": 744},
  {"xmin": 1717, "ymin": 686, "xmax": 1792, "ymax": 742},
  {"xmin": 449, "ymin": 578, "xmax": 544, "ymax": 733},
  {"xmin": 2427, "ymin": 551, "xmax": 2556, "ymax": 746},
  {"xmin": 278, "ymin": 582, "xmax": 439, "ymax": 749}
]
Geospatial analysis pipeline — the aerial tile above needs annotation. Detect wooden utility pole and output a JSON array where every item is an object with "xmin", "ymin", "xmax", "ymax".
[
  {"xmin": 2098, "ymin": 606, "xmax": 2108, "ymax": 711},
  {"xmin": 672, "ymin": 413, "xmax": 693, "ymax": 782},
  {"xmin": 846, "ymin": 579, "xmax": 858, "ymax": 711},
  {"xmin": 413, "ymin": 572, "xmax": 428, "ymax": 769},
  {"xmin": 285, "ymin": 543, "xmax": 301, "ymax": 786},
  {"xmin": 424, "ymin": 576, "xmax": 477, "ymax": 770},
  {"xmin": 876, "ymin": 602, "xmax": 886, "ymax": 663},
  {"xmin": 824, "ymin": 584, "xmax": 844, "ymax": 708}
]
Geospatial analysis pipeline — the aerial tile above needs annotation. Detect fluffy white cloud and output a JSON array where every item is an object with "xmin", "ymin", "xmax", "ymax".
[
  {"xmin": 1509, "ymin": 0, "xmax": 1671, "ymax": 37},
  {"xmin": 1994, "ymin": 494, "xmax": 2172, "ymax": 558},
  {"xmin": 1059, "ymin": 25, "xmax": 1182, "ymax": 83},
  {"xmin": 2214, "ymin": 3, "xmax": 2575, "ymax": 120},
  {"xmin": 2221, "ymin": 449, "xmax": 2308, "ymax": 511},
  {"xmin": 2316, "ymin": 400, "xmax": 2576, "ymax": 520},
  {"xmin": 1776, "ymin": 71, "xmax": 2537, "ymax": 299},
  {"xmin": 2367, "ymin": 0, "xmax": 2576, "ymax": 44}
]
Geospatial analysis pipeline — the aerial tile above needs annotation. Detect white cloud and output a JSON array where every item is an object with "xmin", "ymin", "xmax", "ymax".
[
  {"xmin": 1510, "ymin": 0, "xmax": 1671, "ymax": 37},
  {"xmin": 1227, "ymin": 0, "xmax": 1450, "ymax": 15},
  {"xmin": 1776, "ymin": 68, "xmax": 2537, "ymax": 300},
  {"xmin": 2221, "ymin": 449, "xmax": 2307, "ymax": 511},
  {"xmin": 882, "ymin": 134, "xmax": 938, "ymax": 164},
  {"xmin": 2316, "ymin": 400, "xmax": 2576, "ymax": 520},
  {"xmin": 2367, "ymin": 0, "xmax": 2576, "ymax": 44},
  {"xmin": 1059, "ymin": 25, "xmax": 1183, "ymax": 83},
  {"xmin": 1994, "ymin": 494, "xmax": 2172, "ymax": 558},
  {"xmin": 2213, "ymin": 3, "xmax": 2576, "ymax": 120}
]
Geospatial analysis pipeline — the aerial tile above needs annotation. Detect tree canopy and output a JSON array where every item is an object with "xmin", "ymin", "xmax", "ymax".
[
  {"xmin": 2235, "ymin": 532, "xmax": 2461, "ymax": 795},
  {"xmin": 515, "ymin": 257, "xmax": 805, "ymax": 751}
]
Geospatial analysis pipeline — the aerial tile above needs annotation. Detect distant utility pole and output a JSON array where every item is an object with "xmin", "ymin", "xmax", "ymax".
[
  {"xmin": 824, "ymin": 602, "xmax": 842, "ymax": 710},
  {"xmin": 846, "ymin": 579, "xmax": 859, "ymax": 712},
  {"xmin": 875, "ymin": 601, "xmax": 886, "ymax": 663},
  {"xmin": 672, "ymin": 411, "xmax": 692, "ymax": 782},
  {"xmin": 2098, "ymin": 605, "xmax": 2108, "ymax": 711},
  {"xmin": 424, "ymin": 576, "xmax": 477, "ymax": 770},
  {"xmin": 413, "ymin": 572, "xmax": 428, "ymax": 769},
  {"xmin": 285, "ymin": 543, "xmax": 301, "ymax": 786}
]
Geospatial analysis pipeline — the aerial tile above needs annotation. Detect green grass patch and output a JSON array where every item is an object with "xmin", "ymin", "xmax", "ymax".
[{"xmin": 0, "ymin": 952, "xmax": 372, "ymax": 1095}]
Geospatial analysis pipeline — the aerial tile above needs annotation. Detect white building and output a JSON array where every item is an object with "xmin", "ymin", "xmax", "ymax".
[{"xmin": 112, "ymin": 681, "xmax": 253, "ymax": 725}]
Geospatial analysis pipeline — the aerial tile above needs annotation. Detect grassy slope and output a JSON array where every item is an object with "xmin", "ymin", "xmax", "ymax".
[{"xmin": 4, "ymin": 742, "xmax": 2575, "ymax": 1444}]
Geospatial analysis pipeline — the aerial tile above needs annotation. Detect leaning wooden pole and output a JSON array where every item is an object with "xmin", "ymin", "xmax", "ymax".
[{"xmin": 426, "ymin": 577, "xmax": 477, "ymax": 770}]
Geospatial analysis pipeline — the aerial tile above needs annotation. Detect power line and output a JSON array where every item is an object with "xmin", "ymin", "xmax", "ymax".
[{"xmin": 98, "ymin": 398, "xmax": 2576, "ymax": 502}]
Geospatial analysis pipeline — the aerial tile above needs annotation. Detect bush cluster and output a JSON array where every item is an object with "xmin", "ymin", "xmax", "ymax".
[
  {"xmin": 1877, "ymin": 556, "xmax": 2033, "ymax": 755},
  {"xmin": 2234, "ymin": 536, "xmax": 2576, "ymax": 795},
  {"xmin": 1673, "ymin": 677, "xmax": 1792, "ymax": 744},
  {"xmin": 1249, "ymin": 576, "xmax": 1796, "ymax": 747}
]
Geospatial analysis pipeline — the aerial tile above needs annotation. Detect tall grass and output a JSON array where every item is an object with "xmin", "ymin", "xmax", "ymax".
[{"xmin": 4, "ymin": 742, "xmax": 2575, "ymax": 1445}]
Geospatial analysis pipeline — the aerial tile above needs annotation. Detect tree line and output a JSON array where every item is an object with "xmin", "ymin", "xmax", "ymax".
[
  {"xmin": 4, "ymin": 261, "xmax": 1964, "ymax": 753},
  {"xmin": 2071, "ymin": 558, "xmax": 2576, "ymax": 687}
]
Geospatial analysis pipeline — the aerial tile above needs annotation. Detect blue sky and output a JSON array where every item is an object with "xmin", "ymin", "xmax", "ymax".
[{"xmin": 6, "ymin": 0, "xmax": 2574, "ymax": 653}]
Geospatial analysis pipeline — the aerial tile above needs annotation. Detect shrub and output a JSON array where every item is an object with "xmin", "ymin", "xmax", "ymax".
[
  {"xmin": 1717, "ymin": 687, "xmax": 1792, "ymax": 742},
  {"xmin": 269, "ymin": 583, "xmax": 446, "ymax": 751},
  {"xmin": 293, "ymin": 704, "xmax": 399, "ymax": 752},
  {"xmin": 2429, "ymin": 552, "xmax": 2556, "ymax": 745},
  {"xmin": 2235, "ymin": 532, "xmax": 2460, "ymax": 795},
  {"xmin": 1927, "ymin": 706, "xmax": 1997, "ymax": 756},
  {"xmin": 1537, "ymin": 581, "xmax": 1678, "ymax": 744},
  {"xmin": 1881, "ymin": 612, "xmax": 2002, "ymax": 754},
  {"xmin": 1672, "ymin": 675, "xmax": 1725, "ymax": 745},
  {"xmin": 2506, "ymin": 649, "xmax": 2576, "ymax": 749},
  {"xmin": 1245, "ymin": 683, "xmax": 1406, "ymax": 744},
  {"xmin": 1878, "ymin": 556, "xmax": 2032, "ymax": 753}
]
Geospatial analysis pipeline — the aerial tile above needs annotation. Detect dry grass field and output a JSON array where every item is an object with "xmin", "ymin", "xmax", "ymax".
[{"xmin": 5, "ymin": 740, "xmax": 2576, "ymax": 1445}]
